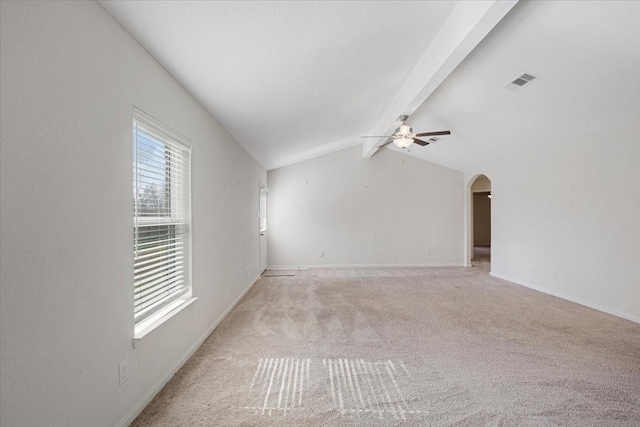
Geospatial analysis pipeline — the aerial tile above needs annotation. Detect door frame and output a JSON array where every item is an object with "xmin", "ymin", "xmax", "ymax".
[
  {"xmin": 465, "ymin": 174, "xmax": 491, "ymax": 267},
  {"xmin": 258, "ymin": 180, "xmax": 267, "ymax": 274}
]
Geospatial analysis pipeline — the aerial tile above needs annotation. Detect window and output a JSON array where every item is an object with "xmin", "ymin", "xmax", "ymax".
[
  {"xmin": 259, "ymin": 182, "xmax": 268, "ymax": 234},
  {"xmin": 133, "ymin": 109, "xmax": 191, "ymax": 327}
]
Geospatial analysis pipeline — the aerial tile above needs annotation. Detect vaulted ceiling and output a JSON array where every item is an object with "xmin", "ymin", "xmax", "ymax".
[
  {"xmin": 100, "ymin": 0, "xmax": 640, "ymax": 172},
  {"xmin": 401, "ymin": 0, "xmax": 640, "ymax": 172}
]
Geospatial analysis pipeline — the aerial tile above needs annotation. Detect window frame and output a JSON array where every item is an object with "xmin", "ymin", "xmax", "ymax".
[
  {"xmin": 132, "ymin": 108, "xmax": 193, "ymax": 334},
  {"xmin": 259, "ymin": 181, "xmax": 268, "ymax": 234}
]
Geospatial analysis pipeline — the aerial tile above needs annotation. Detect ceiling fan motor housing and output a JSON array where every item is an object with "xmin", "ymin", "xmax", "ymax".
[{"xmin": 398, "ymin": 124, "xmax": 413, "ymax": 136}]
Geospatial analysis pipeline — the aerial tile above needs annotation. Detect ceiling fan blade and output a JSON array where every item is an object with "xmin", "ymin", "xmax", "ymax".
[
  {"xmin": 360, "ymin": 135, "xmax": 393, "ymax": 138},
  {"xmin": 412, "ymin": 138, "xmax": 430, "ymax": 146},
  {"xmin": 414, "ymin": 130, "xmax": 451, "ymax": 137}
]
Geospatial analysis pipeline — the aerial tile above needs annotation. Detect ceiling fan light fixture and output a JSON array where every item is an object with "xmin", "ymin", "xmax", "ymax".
[{"xmin": 394, "ymin": 137, "xmax": 413, "ymax": 149}]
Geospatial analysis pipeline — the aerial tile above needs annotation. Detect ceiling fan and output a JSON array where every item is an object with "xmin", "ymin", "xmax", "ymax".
[{"xmin": 360, "ymin": 115, "xmax": 450, "ymax": 149}]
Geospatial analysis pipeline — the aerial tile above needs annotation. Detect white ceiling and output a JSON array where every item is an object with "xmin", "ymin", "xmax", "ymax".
[
  {"xmin": 399, "ymin": 0, "xmax": 640, "ymax": 172},
  {"xmin": 99, "ymin": 0, "xmax": 456, "ymax": 170},
  {"xmin": 100, "ymin": 1, "xmax": 640, "ymax": 173}
]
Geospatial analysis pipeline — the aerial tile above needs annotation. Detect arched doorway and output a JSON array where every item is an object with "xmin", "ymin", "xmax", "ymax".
[{"xmin": 466, "ymin": 175, "xmax": 491, "ymax": 268}]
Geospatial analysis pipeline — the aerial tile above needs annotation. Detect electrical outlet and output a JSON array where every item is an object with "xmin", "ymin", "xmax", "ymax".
[
  {"xmin": 119, "ymin": 359, "xmax": 129, "ymax": 385},
  {"xmin": 320, "ymin": 251, "xmax": 324, "ymax": 258},
  {"xmin": 425, "ymin": 250, "xmax": 431, "ymax": 256}
]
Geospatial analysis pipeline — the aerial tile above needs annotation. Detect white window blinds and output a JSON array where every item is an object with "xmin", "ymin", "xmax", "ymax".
[
  {"xmin": 259, "ymin": 183, "xmax": 268, "ymax": 234},
  {"xmin": 133, "ymin": 109, "xmax": 191, "ymax": 323}
]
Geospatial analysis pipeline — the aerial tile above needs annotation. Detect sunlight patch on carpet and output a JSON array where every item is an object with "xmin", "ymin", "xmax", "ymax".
[
  {"xmin": 241, "ymin": 357, "xmax": 427, "ymax": 419},
  {"xmin": 243, "ymin": 358, "xmax": 310, "ymax": 416},
  {"xmin": 323, "ymin": 358, "xmax": 425, "ymax": 420}
]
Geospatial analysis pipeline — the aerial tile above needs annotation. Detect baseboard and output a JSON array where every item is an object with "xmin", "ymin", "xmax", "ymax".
[
  {"xmin": 490, "ymin": 271, "xmax": 640, "ymax": 324},
  {"xmin": 268, "ymin": 263, "xmax": 465, "ymax": 269},
  {"xmin": 116, "ymin": 275, "xmax": 261, "ymax": 427}
]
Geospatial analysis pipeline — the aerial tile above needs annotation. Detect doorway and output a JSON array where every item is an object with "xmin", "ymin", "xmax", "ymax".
[
  {"xmin": 258, "ymin": 181, "xmax": 268, "ymax": 274},
  {"xmin": 467, "ymin": 175, "xmax": 491, "ymax": 267}
]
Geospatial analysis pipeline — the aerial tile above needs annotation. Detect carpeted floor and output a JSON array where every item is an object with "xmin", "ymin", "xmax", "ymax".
[{"xmin": 131, "ymin": 266, "xmax": 640, "ymax": 426}]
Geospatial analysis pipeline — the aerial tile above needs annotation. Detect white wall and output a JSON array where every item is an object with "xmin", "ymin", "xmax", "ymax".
[
  {"xmin": 268, "ymin": 145, "xmax": 464, "ymax": 267},
  {"xmin": 477, "ymin": 120, "xmax": 640, "ymax": 322},
  {"xmin": 0, "ymin": 2, "xmax": 265, "ymax": 426}
]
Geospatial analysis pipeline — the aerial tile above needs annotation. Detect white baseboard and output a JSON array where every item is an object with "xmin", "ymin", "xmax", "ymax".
[
  {"xmin": 267, "ymin": 263, "xmax": 465, "ymax": 269},
  {"xmin": 490, "ymin": 271, "xmax": 639, "ymax": 324},
  {"xmin": 116, "ymin": 275, "xmax": 261, "ymax": 427}
]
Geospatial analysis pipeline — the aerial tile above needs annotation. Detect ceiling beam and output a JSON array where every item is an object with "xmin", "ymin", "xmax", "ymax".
[{"xmin": 362, "ymin": 0, "xmax": 519, "ymax": 158}]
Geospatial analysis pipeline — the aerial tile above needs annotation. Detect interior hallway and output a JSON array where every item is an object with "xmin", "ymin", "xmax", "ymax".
[
  {"xmin": 132, "ymin": 267, "xmax": 640, "ymax": 426},
  {"xmin": 472, "ymin": 246, "xmax": 491, "ymax": 267}
]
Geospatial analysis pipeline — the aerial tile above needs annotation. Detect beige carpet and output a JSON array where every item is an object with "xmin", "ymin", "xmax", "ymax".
[{"xmin": 131, "ymin": 266, "xmax": 640, "ymax": 426}]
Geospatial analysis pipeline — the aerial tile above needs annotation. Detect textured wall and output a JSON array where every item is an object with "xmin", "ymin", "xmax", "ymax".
[
  {"xmin": 268, "ymin": 145, "xmax": 464, "ymax": 267},
  {"xmin": 0, "ymin": 2, "xmax": 265, "ymax": 426}
]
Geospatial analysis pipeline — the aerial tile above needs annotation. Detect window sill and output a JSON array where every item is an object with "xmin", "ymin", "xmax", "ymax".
[{"xmin": 132, "ymin": 297, "xmax": 198, "ymax": 347}]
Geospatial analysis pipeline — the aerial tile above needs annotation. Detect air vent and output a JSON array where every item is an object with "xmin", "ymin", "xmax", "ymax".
[
  {"xmin": 505, "ymin": 73, "xmax": 538, "ymax": 91},
  {"xmin": 428, "ymin": 137, "xmax": 439, "ymax": 142}
]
